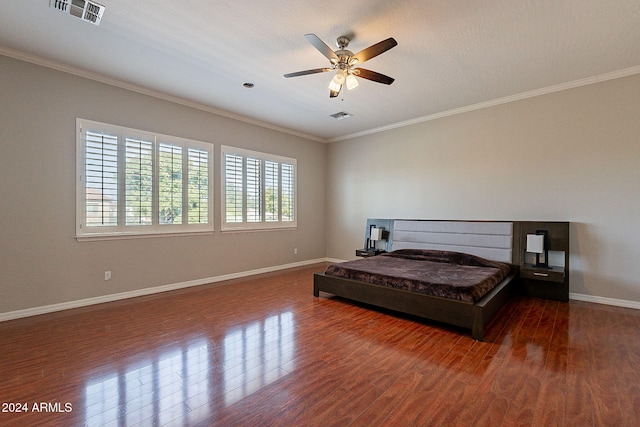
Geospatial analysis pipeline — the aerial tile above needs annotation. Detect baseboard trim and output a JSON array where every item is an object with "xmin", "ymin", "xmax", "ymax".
[
  {"xmin": 0, "ymin": 258, "xmax": 329, "ymax": 322},
  {"xmin": 5, "ymin": 263, "xmax": 637, "ymax": 322},
  {"xmin": 570, "ymin": 292, "xmax": 640, "ymax": 310}
]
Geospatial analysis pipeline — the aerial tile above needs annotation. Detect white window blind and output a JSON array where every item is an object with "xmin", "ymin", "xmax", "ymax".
[
  {"xmin": 85, "ymin": 131, "xmax": 119, "ymax": 228},
  {"xmin": 246, "ymin": 157, "xmax": 262, "ymax": 223},
  {"xmin": 77, "ymin": 119, "xmax": 213, "ymax": 240},
  {"xmin": 281, "ymin": 163, "xmax": 295, "ymax": 222},
  {"xmin": 188, "ymin": 148, "xmax": 209, "ymax": 225},
  {"xmin": 221, "ymin": 146, "xmax": 297, "ymax": 231},
  {"xmin": 265, "ymin": 160, "xmax": 279, "ymax": 222},
  {"xmin": 125, "ymin": 137, "xmax": 153, "ymax": 226},
  {"xmin": 158, "ymin": 143, "xmax": 183, "ymax": 225},
  {"xmin": 224, "ymin": 154, "xmax": 243, "ymax": 223}
]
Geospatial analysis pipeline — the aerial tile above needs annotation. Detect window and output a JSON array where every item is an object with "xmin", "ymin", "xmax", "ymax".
[
  {"xmin": 76, "ymin": 119, "xmax": 213, "ymax": 240},
  {"xmin": 221, "ymin": 145, "xmax": 296, "ymax": 231}
]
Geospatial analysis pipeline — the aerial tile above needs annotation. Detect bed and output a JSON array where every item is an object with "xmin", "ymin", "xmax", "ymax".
[{"xmin": 313, "ymin": 220, "xmax": 521, "ymax": 341}]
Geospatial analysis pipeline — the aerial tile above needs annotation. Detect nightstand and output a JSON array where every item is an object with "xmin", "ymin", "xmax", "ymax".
[
  {"xmin": 516, "ymin": 221, "xmax": 570, "ymax": 302},
  {"xmin": 355, "ymin": 249, "xmax": 385, "ymax": 257},
  {"xmin": 520, "ymin": 264, "xmax": 568, "ymax": 302}
]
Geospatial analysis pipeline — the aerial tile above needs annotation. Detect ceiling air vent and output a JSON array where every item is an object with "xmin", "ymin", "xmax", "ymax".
[
  {"xmin": 50, "ymin": 0, "xmax": 105, "ymax": 25},
  {"xmin": 330, "ymin": 111, "xmax": 353, "ymax": 120}
]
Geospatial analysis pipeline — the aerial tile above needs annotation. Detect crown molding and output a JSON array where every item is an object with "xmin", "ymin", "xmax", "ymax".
[
  {"xmin": 0, "ymin": 45, "xmax": 325, "ymax": 143},
  {"xmin": 329, "ymin": 64, "xmax": 640, "ymax": 143},
  {"xmin": 3, "ymin": 45, "xmax": 638, "ymax": 145}
]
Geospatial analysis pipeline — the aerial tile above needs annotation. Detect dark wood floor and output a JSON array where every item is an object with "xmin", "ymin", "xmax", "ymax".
[{"xmin": 1, "ymin": 263, "xmax": 639, "ymax": 426}]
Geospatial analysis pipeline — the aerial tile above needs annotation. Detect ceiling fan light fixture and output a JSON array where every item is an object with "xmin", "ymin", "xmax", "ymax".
[
  {"xmin": 346, "ymin": 74, "xmax": 359, "ymax": 90},
  {"xmin": 328, "ymin": 72, "xmax": 345, "ymax": 92},
  {"xmin": 328, "ymin": 79, "xmax": 341, "ymax": 92}
]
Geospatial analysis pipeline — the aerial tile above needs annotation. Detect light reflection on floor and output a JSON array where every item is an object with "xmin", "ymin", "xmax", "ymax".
[
  {"xmin": 223, "ymin": 311, "xmax": 295, "ymax": 406},
  {"xmin": 83, "ymin": 311, "xmax": 295, "ymax": 425}
]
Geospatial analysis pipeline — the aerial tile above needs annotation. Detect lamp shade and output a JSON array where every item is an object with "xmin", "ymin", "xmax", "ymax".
[
  {"xmin": 370, "ymin": 228, "xmax": 383, "ymax": 241},
  {"xmin": 526, "ymin": 234, "xmax": 544, "ymax": 254}
]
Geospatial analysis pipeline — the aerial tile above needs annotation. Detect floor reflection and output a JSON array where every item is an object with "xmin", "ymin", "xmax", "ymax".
[
  {"xmin": 83, "ymin": 311, "xmax": 294, "ymax": 425},
  {"xmin": 223, "ymin": 311, "xmax": 295, "ymax": 406}
]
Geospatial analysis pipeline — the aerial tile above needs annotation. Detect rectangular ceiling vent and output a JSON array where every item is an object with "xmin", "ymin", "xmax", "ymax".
[
  {"xmin": 50, "ymin": 0, "xmax": 105, "ymax": 25},
  {"xmin": 330, "ymin": 111, "xmax": 353, "ymax": 120}
]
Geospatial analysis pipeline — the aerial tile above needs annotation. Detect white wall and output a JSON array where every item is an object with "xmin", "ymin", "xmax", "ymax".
[
  {"xmin": 327, "ymin": 73, "xmax": 640, "ymax": 303},
  {"xmin": 0, "ymin": 55, "xmax": 327, "ymax": 314}
]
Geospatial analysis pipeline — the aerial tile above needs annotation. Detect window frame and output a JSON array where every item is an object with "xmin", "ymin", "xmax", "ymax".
[
  {"xmin": 76, "ymin": 119, "xmax": 213, "ymax": 241},
  {"xmin": 221, "ymin": 145, "xmax": 297, "ymax": 232}
]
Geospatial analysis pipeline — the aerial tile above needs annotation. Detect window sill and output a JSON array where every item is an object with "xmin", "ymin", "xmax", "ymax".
[
  {"xmin": 76, "ymin": 230, "xmax": 214, "ymax": 242},
  {"xmin": 221, "ymin": 224, "xmax": 297, "ymax": 233}
]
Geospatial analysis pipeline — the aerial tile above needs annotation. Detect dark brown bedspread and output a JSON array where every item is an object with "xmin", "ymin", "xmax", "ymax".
[{"xmin": 323, "ymin": 249, "xmax": 512, "ymax": 303}]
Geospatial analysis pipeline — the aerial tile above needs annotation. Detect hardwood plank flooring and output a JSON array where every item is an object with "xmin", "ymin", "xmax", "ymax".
[{"xmin": 1, "ymin": 263, "xmax": 639, "ymax": 426}]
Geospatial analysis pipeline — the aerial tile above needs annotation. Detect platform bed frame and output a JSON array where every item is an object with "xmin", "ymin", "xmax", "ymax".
[{"xmin": 314, "ymin": 220, "xmax": 524, "ymax": 341}]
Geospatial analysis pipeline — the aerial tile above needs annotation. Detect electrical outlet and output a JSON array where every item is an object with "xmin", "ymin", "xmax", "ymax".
[
  {"xmin": 293, "ymin": 248, "xmax": 298, "ymax": 255},
  {"xmin": 104, "ymin": 271, "xmax": 111, "ymax": 281}
]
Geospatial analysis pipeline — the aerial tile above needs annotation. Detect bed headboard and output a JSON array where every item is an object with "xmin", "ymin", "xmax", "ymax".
[{"xmin": 391, "ymin": 220, "xmax": 515, "ymax": 263}]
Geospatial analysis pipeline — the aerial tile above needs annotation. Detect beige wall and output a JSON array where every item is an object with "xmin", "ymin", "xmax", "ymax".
[
  {"xmin": 2, "ymin": 52, "xmax": 639, "ymax": 315},
  {"xmin": 0, "ymin": 55, "xmax": 327, "ymax": 314},
  {"xmin": 327, "ymin": 73, "xmax": 640, "ymax": 303}
]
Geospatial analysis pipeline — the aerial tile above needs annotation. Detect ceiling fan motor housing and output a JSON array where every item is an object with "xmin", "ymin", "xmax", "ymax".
[{"xmin": 336, "ymin": 36, "xmax": 350, "ymax": 49}]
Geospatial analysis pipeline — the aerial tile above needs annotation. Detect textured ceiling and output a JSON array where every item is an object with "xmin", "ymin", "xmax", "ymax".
[{"xmin": 1, "ymin": 0, "xmax": 639, "ymax": 142}]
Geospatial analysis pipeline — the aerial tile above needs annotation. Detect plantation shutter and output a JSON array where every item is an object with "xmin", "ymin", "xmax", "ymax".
[
  {"xmin": 281, "ymin": 163, "xmax": 295, "ymax": 222},
  {"xmin": 265, "ymin": 160, "xmax": 279, "ymax": 222},
  {"xmin": 246, "ymin": 157, "xmax": 262, "ymax": 222},
  {"xmin": 85, "ymin": 131, "xmax": 118, "ymax": 227},
  {"xmin": 78, "ymin": 119, "xmax": 213, "ymax": 239},
  {"xmin": 221, "ymin": 145, "xmax": 296, "ymax": 231},
  {"xmin": 158, "ymin": 143, "xmax": 183, "ymax": 225},
  {"xmin": 188, "ymin": 148, "xmax": 209, "ymax": 224},
  {"xmin": 125, "ymin": 137, "xmax": 153, "ymax": 226},
  {"xmin": 225, "ymin": 153, "xmax": 243, "ymax": 223}
]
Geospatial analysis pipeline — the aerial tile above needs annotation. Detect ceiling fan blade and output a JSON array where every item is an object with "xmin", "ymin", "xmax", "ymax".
[
  {"xmin": 354, "ymin": 68, "xmax": 395, "ymax": 85},
  {"xmin": 329, "ymin": 86, "xmax": 341, "ymax": 98},
  {"xmin": 351, "ymin": 37, "xmax": 397, "ymax": 65},
  {"xmin": 305, "ymin": 34, "xmax": 339, "ymax": 62},
  {"xmin": 284, "ymin": 68, "xmax": 331, "ymax": 78}
]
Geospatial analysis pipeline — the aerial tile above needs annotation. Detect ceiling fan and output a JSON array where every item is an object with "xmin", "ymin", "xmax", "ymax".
[{"xmin": 284, "ymin": 34, "xmax": 397, "ymax": 98}]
